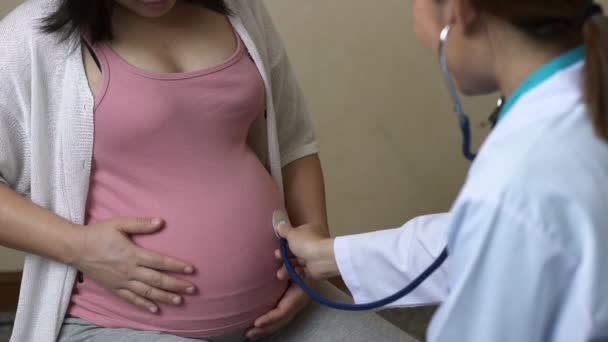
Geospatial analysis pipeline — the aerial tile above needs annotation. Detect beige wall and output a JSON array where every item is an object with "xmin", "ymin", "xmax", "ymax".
[
  {"xmin": 0, "ymin": 0, "xmax": 497, "ymax": 271},
  {"xmin": 264, "ymin": 0, "xmax": 496, "ymax": 235},
  {"xmin": 0, "ymin": 247, "xmax": 23, "ymax": 271},
  {"xmin": 268, "ymin": 0, "xmax": 607, "ymax": 235},
  {"xmin": 1, "ymin": 0, "xmax": 21, "ymax": 12}
]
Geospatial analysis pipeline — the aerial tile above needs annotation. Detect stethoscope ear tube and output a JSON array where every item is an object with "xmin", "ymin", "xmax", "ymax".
[
  {"xmin": 459, "ymin": 115, "xmax": 476, "ymax": 162},
  {"xmin": 439, "ymin": 25, "xmax": 477, "ymax": 162},
  {"xmin": 277, "ymin": 24, "xmax": 487, "ymax": 311},
  {"xmin": 280, "ymin": 238, "xmax": 449, "ymax": 311}
]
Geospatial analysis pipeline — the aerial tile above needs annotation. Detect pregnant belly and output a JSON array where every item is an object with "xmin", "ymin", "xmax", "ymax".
[{"xmin": 70, "ymin": 152, "xmax": 289, "ymax": 337}]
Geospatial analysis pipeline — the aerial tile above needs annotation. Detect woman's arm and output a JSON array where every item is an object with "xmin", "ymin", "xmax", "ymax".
[
  {"xmin": 0, "ymin": 184, "xmax": 82, "ymax": 264},
  {"xmin": 0, "ymin": 184, "xmax": 197, "ymax": 312},
  {"xmin": 282, "ymin": 154, "xmax": 329, "ymax": 233}
]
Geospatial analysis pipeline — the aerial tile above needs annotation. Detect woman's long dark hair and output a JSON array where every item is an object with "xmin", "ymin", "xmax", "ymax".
[
  {"xmin": 471, "ymin": 0, "xmax": 608, "ymax": 139},
  {"xmin": 41, "ymin": 0, "xmax": 231, "ymax": 43}
]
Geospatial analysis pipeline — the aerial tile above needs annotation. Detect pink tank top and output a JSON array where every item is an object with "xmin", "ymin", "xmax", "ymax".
[{"xmin": 68, "ymin": 33, "xmax": 288, "ymax": 338}]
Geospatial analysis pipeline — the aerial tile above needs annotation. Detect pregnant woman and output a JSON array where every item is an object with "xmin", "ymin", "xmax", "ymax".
[{"xmin": 0, "ymin": 0, "xmax": 408, "ymax": 341}]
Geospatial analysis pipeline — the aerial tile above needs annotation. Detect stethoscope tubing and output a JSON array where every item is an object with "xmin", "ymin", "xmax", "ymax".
[
  {"xmin": 280, "ymin": 239, "xmax": 449, "ymax": 311},
  {"xmin": 279, "ymin": 25, "xmax": 483, "ymax": 311}
]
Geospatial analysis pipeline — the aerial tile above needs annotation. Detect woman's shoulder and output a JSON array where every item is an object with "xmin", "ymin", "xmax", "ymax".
[
  {"xmin": 1, "ymin": 0, "xmax": 68, "ymax": 105},
  {"xmin": 0, "ymin": 0, "xmax": 62, "ymax": 46},
  {"xmin": 1, "ymin": 0, "xmax": 67, "ymax": 63},
  {"xmin": 225, "ymin": 0, "xmax": 264, "ymax": 15},
  {"xmin": 226, "ymin": 0, "xmax": 274, "ymax": 32},
  {"xmin": 225, "ymin": 0, "xmax": 285, "ymax": 63}
]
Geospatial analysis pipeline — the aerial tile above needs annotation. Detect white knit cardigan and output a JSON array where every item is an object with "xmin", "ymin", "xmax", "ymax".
[{"xmin": 0, "ymin": 1, "xmax": 319, "ymax": 341}]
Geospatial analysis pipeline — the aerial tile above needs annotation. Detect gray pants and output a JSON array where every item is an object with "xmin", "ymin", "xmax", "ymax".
[{"xmin": 58, "ymin": 282, "xmax": 418, "ymax": 342}]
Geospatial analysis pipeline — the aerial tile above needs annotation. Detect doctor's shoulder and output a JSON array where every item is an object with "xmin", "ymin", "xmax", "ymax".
[
  {"xmin": 503, "ymin": 135, "xmax": 603, "ymax": 242},
  {"xmin": 456, "ymin": 119, "xmax": 606, "ymax": 244}
]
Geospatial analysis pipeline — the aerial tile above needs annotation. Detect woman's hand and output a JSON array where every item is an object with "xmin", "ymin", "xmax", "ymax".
[
  {"xmin": 274, "ymin": 222, "xmax": 339, "ymax": 281},
  {"xmin": 246, "ymin": 282, "xmax": 310, "ymax": 340},
  {"xmin": 72, "ymin": 217, "xmax": 196, "ymax": 313}
]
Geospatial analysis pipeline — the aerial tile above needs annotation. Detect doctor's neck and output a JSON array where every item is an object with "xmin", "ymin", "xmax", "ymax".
[
  {"xmin": 470, "ymin": 1, "xmax": 608, "ymax": 139},
  {"xmin": 487, "ymin": 21, "xmax": 576, "ymax": 101}
]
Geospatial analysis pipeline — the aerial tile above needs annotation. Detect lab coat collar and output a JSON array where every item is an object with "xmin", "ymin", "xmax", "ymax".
[{"xmin": 479, "ymin": 59, "xmax": 585, "ymax": 157}]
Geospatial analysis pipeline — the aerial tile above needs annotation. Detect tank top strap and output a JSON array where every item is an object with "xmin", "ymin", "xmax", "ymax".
[{"xmin": 80, "ymin": 34, "xmax": 113, "ymax": 76}]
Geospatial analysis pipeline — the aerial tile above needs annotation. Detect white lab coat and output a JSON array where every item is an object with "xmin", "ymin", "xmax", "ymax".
[
  {"xmin": 334, "ymin": 213, "xmax": 450, "ymax": 307},
  {"xmin": 335, "ymin": 60, "xmax": 608, "ymax": 341}
]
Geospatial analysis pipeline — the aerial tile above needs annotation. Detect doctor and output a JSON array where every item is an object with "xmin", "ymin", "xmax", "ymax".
[{"xmin": 276, "ymin": 0, "xmax": 608, "ymax": 341}]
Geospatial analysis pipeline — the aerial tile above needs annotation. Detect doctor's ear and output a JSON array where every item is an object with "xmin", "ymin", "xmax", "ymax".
[{"xmin": 448, "ymin": 0, "xmax": 484, "ymax": 35}]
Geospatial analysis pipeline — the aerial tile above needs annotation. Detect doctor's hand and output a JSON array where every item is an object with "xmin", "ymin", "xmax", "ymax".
[{"xmin": 274, "ymin": 222, "xmax": 340, "ymax": 281}]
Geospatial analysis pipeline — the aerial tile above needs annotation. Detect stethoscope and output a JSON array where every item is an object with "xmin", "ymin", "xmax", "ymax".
[{"xmin": 277, "ymin": 25, "xmax": 502, "ymax": 311}]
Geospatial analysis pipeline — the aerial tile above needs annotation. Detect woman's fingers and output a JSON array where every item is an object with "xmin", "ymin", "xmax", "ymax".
[
  {"xmin": 277, "ymin": 266, "xmax": 289, "ymax": 280},
  {"xmin": 127, "ymin": 279, "xmax": 183, "ymax": 306},
  {"xmin": 136, "ymin": 248, "xmax": 195, "ymax": 275},
  {"xmin": 115, "ymin": 288, "xmax": 158, "ymax": 313},
  {"xmin": 113, "ymin": 217, "xmax": 163, "ymax": 235},
  {"xmin": 248, "ymin": 310, "xmax": 292, "ymax": 340},
  {"xmin": 133, "ymin": 267, "xmax": 196, "ymax": 295}
]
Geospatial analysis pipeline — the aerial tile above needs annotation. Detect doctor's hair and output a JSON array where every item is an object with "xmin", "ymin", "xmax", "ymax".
[
  {"xmin": 471, "ymin": 1, "xmax": 608, "ymax": 139},
  {"xmin": 41, "ymin": 0, "xmax": 232, "ymax": 44}
]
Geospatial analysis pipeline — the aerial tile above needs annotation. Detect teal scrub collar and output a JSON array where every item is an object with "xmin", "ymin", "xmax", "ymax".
[{"xmin": 497, "ymin": 46, "xmax": 585, "ymax": 123}]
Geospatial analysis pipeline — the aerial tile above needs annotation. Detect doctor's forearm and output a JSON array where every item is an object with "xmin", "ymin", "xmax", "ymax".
[
  {"xmin": 282, "ymin": 154, "xmax": 329, "ymax": 236},
  {"xmin": 333, "ymin": 215, "xmax": 451, "ymax": 307}
]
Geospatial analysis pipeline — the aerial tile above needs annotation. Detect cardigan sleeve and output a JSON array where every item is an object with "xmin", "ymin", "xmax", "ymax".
[
  {"xmin": 247, "ymin": 1, "xmax": 320, "ymax": 166},
  {"xmin": 0, "ymin": 104, "xmax": 29, "ymax": 193},
  {"xmin": 0, "ymin": 7, "xmax": 32, "ymax": 195},
  {"xmin": 270, "ymin": 52, "xmax": 320, "ymax": 166}
]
